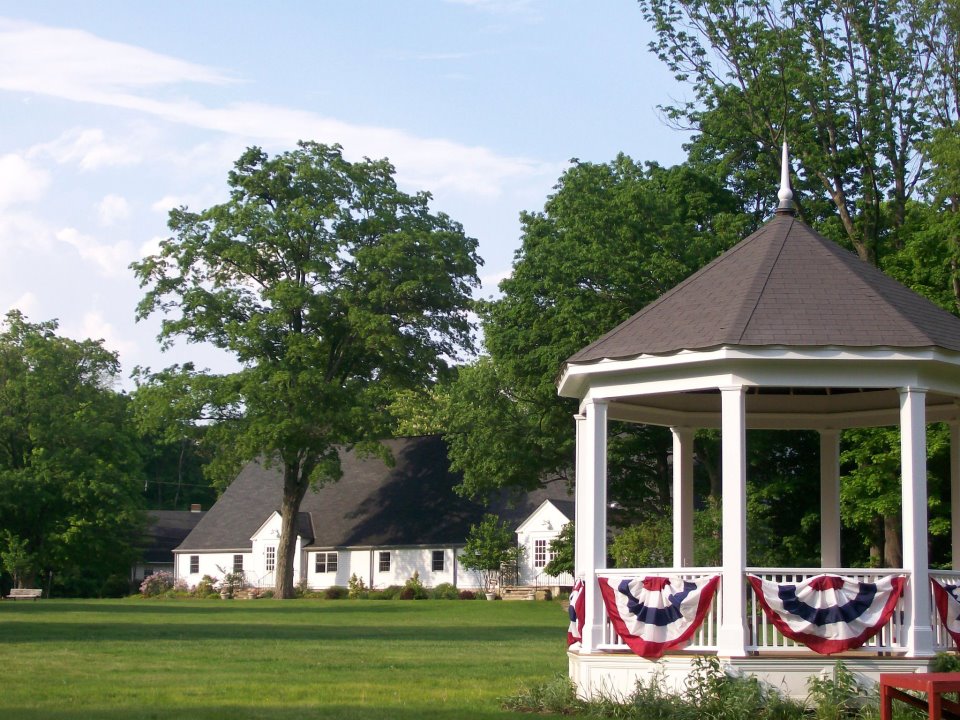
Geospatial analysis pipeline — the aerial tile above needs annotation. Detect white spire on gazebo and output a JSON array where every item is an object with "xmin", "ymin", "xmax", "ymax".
[{"xmin": 776, "ymin": 139, "xmax": 795, "ymax": 215}]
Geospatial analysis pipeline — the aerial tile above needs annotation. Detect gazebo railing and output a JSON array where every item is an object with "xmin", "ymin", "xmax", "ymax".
[
  {"xmin": 595, "ymin": 568, "xmax": 722, "ymax": 652},
  {"xmin": 929, "ymin": 570, "xmax": 960, "ymax": 652},
  {"xmin": 591, "ymin": 566, "xmax": 960, "ymax": 656},
  {"xmin": 745, "ymin": 568, "xmax": 908, "ymax": 654}
]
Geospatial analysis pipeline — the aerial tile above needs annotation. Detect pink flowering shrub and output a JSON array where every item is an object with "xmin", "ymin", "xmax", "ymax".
[{"xmin": 139, "ymin": 571, "xmax": 187, "ymax": 597}]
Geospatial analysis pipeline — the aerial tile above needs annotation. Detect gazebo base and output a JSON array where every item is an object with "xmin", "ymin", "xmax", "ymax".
[{"xmin": 568, "ymin": 650, "xmax": 931, "ymax": 701}]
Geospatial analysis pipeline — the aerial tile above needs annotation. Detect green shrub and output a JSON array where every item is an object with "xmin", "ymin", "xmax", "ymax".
[
  {"xmin": 194, "ymin": 575, "xmax": 217, "ymax": 598},
  {"xmin": 401, "ymin": 572, "xmax": 428, "ymax": 600},
  {"xmin": 502, "ymin": 655, "xmax": 807, "ymax": 719},
  {"xmin": 932, "ymin": 652, "xmax": 960, "ymax": 673},
  {"xmin": 99, "ymin": 574, "xmax": 132, "ymax": 598},
  {"xmin": 431, "ymin": 583, "xmax": 459, "ymax": 600},
  {"xmin": 259, "ymin": 589, "xmax": 274, "ymax": 599},
  {"xmin": 323, "ymin": 586, "xmax": 348, "ymax": 600},
  {"xmin": 348, "ymin": 573, "xmax": 367, "ymax": 599},
  {"xmin": 806, "ymin": 661, "xmax": 877, "ymax": 720},
  {"xmin": 501, "ymin": 674, "xmax": 581, "ymax": 715}
]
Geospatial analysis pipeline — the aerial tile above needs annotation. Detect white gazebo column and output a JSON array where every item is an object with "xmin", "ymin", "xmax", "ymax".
[
  {"xmin": 951, "ymin": 421, "xmax": 960, "ymax": 570},
  {"xmin": 900, "ymin": 386, "xmax": 934, "ymax": 657},
  {"xmin": 575, "ymin": 400, "xmax": 608, "ymax": 652},
  {"xmin": 819, "ymin": 429, "xmax": 841, "ymax": 568},
  {"xmin": 672, "ymin": 427, "xmax": 695, "ymax": 567},
  {"xmin": 718, "ymin": 386, "xmax": 747, "ymax": 656}
]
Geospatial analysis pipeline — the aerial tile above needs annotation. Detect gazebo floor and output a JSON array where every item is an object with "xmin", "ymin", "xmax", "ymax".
[{"xmin": 568, "ymin": 649, "xmax": 931, "ymax": 700}]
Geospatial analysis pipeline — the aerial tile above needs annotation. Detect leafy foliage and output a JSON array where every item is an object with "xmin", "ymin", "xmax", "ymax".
[
  {"xmin": 131, "ymin": 142, "xmax": 480, "ymax": 597},
  {"xmin": 445, "ymin": 158, "xmax": 745, "ymax": 520},
  {"xmin": 543, "ymin": 521, "xmax": 574, "ymax": 577},
  {"xmin": 0, "ymin": 311, "xmax": 145, "ymax": 596},
  {"xmin": 460, "ymin": 513, "xmax": 520, "ymax": 592}
]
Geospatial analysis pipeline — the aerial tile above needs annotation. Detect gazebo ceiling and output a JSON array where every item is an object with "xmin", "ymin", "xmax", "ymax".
[{"xmin": 608, "ymin": 386, "xmax": 960, "ymax": 430}]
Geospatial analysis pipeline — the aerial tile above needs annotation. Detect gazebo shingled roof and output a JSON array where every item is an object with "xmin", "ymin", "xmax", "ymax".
[{"xmin": 567, "ymin": 214, "xmax": 960, "ymax": 365}]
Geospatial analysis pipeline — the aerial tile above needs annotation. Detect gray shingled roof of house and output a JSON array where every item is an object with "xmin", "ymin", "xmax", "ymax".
[
  {"xmin": 567, "ymin": 214, "xmax": 960, "ymax": 365},
  {"xmin": 142, "ymin": 510, "xmax": 207, "ymax": 563},
  {"xmin": 176, "ymin": 435, "xmax": 572, "ymax": 552}
]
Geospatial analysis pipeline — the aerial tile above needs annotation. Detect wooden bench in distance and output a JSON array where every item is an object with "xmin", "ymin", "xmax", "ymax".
[{"xmin": 5, "ymin": 588, "xmax": 42, "ymax": 600}]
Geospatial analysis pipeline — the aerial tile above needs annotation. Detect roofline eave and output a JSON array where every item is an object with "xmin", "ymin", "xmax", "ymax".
[{"xmin": 558, "ymin": 344, "xmax": 960, "ymax": 402}]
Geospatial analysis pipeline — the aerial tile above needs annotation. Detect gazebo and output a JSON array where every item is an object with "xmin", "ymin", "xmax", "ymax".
[{"xmin": 558, "ymin": 148, "xmax": 960, "ymax": 698}]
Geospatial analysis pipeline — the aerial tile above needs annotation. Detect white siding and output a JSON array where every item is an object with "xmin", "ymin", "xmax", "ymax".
[
  {"xmin": 174, "ymin": 551, "xmax": 244, "ymax": 588},
  {"xmin": 516, "ymin": 502, "xmax": 570, "ymax": 585}
]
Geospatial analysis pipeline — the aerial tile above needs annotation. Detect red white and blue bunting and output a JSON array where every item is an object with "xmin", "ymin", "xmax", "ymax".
[
  {"xmin": 597, "ymin": 575, "xmax": 720, "ymax": 658},
  {"xmin": 567, "ymin": 578, "xmax": 585, "ymax": 646},
  {"xmin": 747, "ymin": 573, "xmax": 905, "ymax": 655},
  {"xmin": 931, "ymin": 578, "xmax": 960, "ymax": 648}
]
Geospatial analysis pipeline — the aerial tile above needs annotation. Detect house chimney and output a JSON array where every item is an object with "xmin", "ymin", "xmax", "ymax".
[{"xmin": 190, "ymin": 503, "xmax": 202, "ymax": 513}]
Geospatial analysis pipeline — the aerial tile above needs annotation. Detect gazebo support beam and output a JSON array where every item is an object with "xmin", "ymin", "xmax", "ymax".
[
  {"xmin": 672, "ymin": 427, "xmax": 695, "ymax": 567},
  {"xmin": 575, "ymin": 400, "xmax": 608, "ymax": 653},
  {"xmin": 820, "ymin": 429, "xmax": 841, "ymax": 567},
  {"xmin": 718, "ymin": 386, "xmax": 747, "ymax": 656},
  {"xmin": 900, "ymin": 387, "xmax": 934, "ymax": 657}
]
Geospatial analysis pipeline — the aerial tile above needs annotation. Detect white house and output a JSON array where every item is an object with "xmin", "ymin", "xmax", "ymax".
[
  {"xmin": 174, "ymin": 435, "xmax": 573, "ymax": 592},
  {"xmin": 516, "ymin": 499, "xmax": 574, "ymax": 588}
]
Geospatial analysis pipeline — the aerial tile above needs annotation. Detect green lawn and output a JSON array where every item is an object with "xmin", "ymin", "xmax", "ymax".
[{"xmin": 0, "ymin": 598, "xmax": 570, "ymax": 719}]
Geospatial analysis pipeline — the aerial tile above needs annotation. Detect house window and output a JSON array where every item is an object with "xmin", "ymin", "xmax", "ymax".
[
  {"xmin": 189, "ymin": 555, "xmax": 199, "ymax": 574},
  {"xmin": 265, "ymin": 546, "xmax": 276, "ymax": 572},
  {"xmin": 432, "ymin": 550, "xmax": 444, "ymax": 572},
  {"xmin": 379, "ymin": 551, "xmax": 391, "ymax": 572},
  {"xmin": 534, "ymin": 539, "xmax": 547, "ymax": 568},
  {"xmin": 315, "ymin": 552, "xmax": 338, "ymax": 573},
  {"xmin": 233, "ymin": 554, "xmax": 243, "ymax": 573}
]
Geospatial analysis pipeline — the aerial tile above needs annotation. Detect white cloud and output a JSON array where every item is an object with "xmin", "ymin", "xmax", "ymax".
[
  {"xmin": 28, "ymin": 128, "xmax": 142, "ymax": 171},
  {"xmin": 480, "ymin": 267, "xmax": 512, "ymax": 293},
  {"xmin": 0, "ymin": 210, "xmax": 53, "ymax": 254},
  {"xmin": 67, "ymin": 310, "xmax": 137, "ymax": 360},
  {"xmin": 0, "ymin": 18, "xmax": 554, "ymax": 198},
  {"xmin": 97, "ymin": 194, "xmax": 131, "ymax": 226},
  {"xmin": 55, "ymin": 226, "xmax": 133, "ymax": 277},
  {"xmin": 138, "ymin": 235, "xmax": 166, "ymax": 260},
  {"xmin": 0, "ymin": 153, "xmax": 50, "ymax": 207},
  {"xmin": 0, "ymin": 18, "xmax": 236, "ymax": 100},
  {"xmin": 5, "ymin": 291, "xmax": 39, "ymax": 317}
]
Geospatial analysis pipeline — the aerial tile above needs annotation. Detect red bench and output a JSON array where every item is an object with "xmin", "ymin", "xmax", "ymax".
[{"xmin": 880, "ymin": 673, "xmax": 960, "ymax": 720}]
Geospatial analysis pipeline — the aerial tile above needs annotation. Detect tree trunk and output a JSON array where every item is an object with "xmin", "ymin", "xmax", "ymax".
[
  {"xmin": 869, "ymin": 515, "xmax": 884, "ymax": 567},
  {"xmin": 274, "ymin": 460, "xmax": 310, "ymax": 599},
  {"xmin": 883, "ymin": 513, "xmax": 902, "ymax": 568}
]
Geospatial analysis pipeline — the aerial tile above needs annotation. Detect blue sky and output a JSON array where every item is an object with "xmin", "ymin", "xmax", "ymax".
[{"xmin": 0, "ymin": 1, "xmax": 689, "ymax": 383}]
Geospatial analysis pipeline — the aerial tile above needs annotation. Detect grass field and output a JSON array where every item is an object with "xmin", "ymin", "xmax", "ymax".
[{"xmin": 0, "ymin": 598, "xmax": 570, "ymax": 719}]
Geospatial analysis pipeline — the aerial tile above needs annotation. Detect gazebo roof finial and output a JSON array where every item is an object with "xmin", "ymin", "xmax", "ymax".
[{"xmin": 776, "ymin": 140, "xmax": 796, "ymax": 216}]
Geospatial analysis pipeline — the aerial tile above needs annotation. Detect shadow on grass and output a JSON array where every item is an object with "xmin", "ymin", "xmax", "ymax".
[
  {"xmin": 0, "ymin": 704, "xmax": 565, "ymax": 720},
  {"xmin": 0, "ymin": 618, "xmax": 563, "ymax": 645}
]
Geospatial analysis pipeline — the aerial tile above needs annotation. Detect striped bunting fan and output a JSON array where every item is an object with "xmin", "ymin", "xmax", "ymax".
[
  {"xmin": 567, "ymin": 578, "xmax": 585, "ymax": 646},
  {"xmin": 597, "ymin": 575, "xmax": 720, "ymax": 658},
  {"xmin": 747, "ymin": 573, "xmax": 905, "ymax": 655},
  {"xmin": 931, "ymin": 578, "xmax": 960, "ymax": 648}
]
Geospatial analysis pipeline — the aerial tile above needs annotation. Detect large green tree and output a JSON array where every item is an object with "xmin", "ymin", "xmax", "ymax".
[
  {"xmin": 439, "ymin": 158, "xmax": 746, "ymax": 525},
  {"xmin": 639, "ymin": 0, "xmax": 938, "ymax": 266},
  {"xmin": 638, "ymin": 0, "xmax": 960, "ymax": 567},
  {"xmin": 0, "ymin": 311, "xmax": 144, "ymax": 596},
  {"xmin": 132, "ymin": 141, "xmax": 481, "ymax": 598}
]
